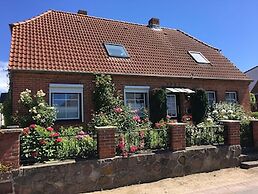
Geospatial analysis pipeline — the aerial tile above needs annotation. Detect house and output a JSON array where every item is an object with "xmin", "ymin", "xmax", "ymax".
[
  {"xmin": 8, "ymin": 10, "xmax": 251, "ymax": 126},
  {"xmin": 245, "ymin": 66, "xmax": 258, "ymax": 109}
]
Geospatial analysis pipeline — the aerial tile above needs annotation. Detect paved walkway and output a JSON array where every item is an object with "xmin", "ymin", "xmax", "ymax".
[{"xmin": 87, "ymin": 167, "xmax": 258, "ymax": 194}]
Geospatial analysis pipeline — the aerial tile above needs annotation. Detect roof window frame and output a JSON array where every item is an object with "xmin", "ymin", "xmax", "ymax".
[
  {"xmin": 104, "ymin": 43, "xmax": 129, "ymax": 58},
  {"xmin": 188, "ymin": 51, "xmax": 210, "ymax": 64}
]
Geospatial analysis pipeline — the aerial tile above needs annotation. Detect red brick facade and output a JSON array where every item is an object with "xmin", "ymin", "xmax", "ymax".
[
  {"xmin": 251, "ymin": 120, "xmax": 258, "ymax": 148},
  {"xmin": 10, "ymin": 71, "xmax": 250, "ymax": 126}
]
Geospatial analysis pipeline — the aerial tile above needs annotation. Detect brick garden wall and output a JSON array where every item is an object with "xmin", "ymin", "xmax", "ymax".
[{"xmin": 10, "ymin": 71, "xmax": 250, "ymax": 126}]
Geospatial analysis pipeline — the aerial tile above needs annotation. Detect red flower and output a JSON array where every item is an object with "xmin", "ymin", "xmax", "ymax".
[
  {"xmin": 130, "ymin": 145, "xmax": 138, "ymax": 153},
  {"xmin": 55, "ymin": 137, "xmax": 62, "ymax": 143},
  {"xmin": 47, "ymin": 127, "xmax": 54, "ymax": 132},
  {"xmin": 50, "ymin": 132, "xmax": 60, "ymax": 137},
  {"xmin": 39, "ymin": 139, "xmax": 46, "ymax": 145},
  {"xmin": 30, "ymin": 124, "xmax": 36, "ymax": 129},
  {"xmin": 23, "ymin": 127, "xmax": 30, "ymax": 135}
]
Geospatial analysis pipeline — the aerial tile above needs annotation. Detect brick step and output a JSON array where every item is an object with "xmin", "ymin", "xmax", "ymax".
[{"xmin": 241, "ymin": 160, "xmax": 258, "ymax": 169}]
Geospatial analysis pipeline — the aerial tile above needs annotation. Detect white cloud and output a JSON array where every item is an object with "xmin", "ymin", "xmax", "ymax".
[{"xmin": 0, "ymin": 61, "xmax": 9, "ymax": 93}]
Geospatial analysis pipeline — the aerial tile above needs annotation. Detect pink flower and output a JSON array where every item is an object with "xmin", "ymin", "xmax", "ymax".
[
  {"xmin": 78, "ymin": 131, "xmax": 85, "ymax": 135},
  {"xmin": 155, "ymin": 123, "xmax": 161, "ymax": 128},
  {"xmin": 47, "ymin": 127, "xmax": 54, "ymax": 132},
  {"xmin": 23, "ymin": 127, "xmax": 30, "ymax": 135},
  {"xmin": 139, "ymin": 131, "xmax": 145, "ymax": 138},
  {"xmin": 55, "ymin": 137, "xmax": 62, "ymax": 143},
  {"xmin": 50, "ymin": 132, "xmax": 60, "ymax": 137},
  {"xmin": 30, "ymin": 124, "xmax": 36, "ymax": 129},
  {"xmin": 114, "ymin": 107, "xmax": 123, "ymax": 113},
  {"xmin": 130, "ymin": 145, "xmax": 138, "ymax": 153},
  {"xmin": 39, "ymin": 139, "xmax": 46, "ymax": 145},
  {"xmin": 166, "ymin": 115, "xmax": 171, "ymax": 119},
  {"xmin": 133, "ymin": 115, "xmax": 140, "ymax": 122}
]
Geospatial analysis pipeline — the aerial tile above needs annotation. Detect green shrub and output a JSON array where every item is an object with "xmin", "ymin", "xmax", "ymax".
[
  {"xmin": 190, "ymin": 88, "xmax": 208, "ymax": 124},
  {"xmin": 207, "ymin": 102, "xmax": 254, "ymax": 147},
  {"xmin": 93, "ymin": 74, "xmax": 121, "ymax": 113},
  {"xmin": 252, "ymin": 112, "xmax": 258, "ymax": 119},
  {"xmin": 15, "ymin": 89, "xmax": 57, "ymax": 127},
  {"xmin": 20, "ymin": 125, "xmax": 61, "ymax": 164},
  {"xmin": 250, "ymin": 93, "xmax": 257, "ymax": 111},
  {"xmin": 150, "ymin": 88, "xmax": 167, "ymax": 124},
  {"xmin": 90, "ymin": 74, "xmax": 151, "ymax": 132},
  {"xmin": 2, "ymin": 92, "xmax": 13, "ymax": 126},
  {"xmin": 57, "ymin": 126, "xmax": 97, "ymax": 159},
  {"xmin": 186, "ymin": 122, "xmax": 224, "ymax": 146}
]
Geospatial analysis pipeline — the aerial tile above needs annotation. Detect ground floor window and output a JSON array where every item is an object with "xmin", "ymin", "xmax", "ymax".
[
  {"xmin": 167, "ymin": 94, "xmax": 177, "ymax": 117},
  {"xmin": 225, "ymin": 91, "xmax": 237, "ymax": 103},
  {"xmin": 124, "ymin": 86, "xmax": 149, "ymax": 115},
  {"xmin": 49, "ymin": 84, "xmax": 83, "ymax": 121},
  {"xmin": 206, "ymin": 91, "xmax": 216, "ymax": 105}
]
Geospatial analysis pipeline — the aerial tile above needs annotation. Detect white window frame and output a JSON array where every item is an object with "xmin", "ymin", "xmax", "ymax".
[
  {"xmin": 188, "ymin": 51, "xmax": 210, "ymax": 64},
  {"xmin": 225, "ymin": 91, "xmax": 237, "ymax": 103},
  {"xmin": 206, "ymin": 91, "xmax": 216, "ymax": 105},
  {"xmin": 166, "ymin": 94, "xmax": 177, "ymax": 118},
  {"xmin": 49, "ymin": 84, "xmax": 84, "ymax": 121},
  {"xmin": 124, "ymin": 86, "xmax": 150, "ymax": 112}
]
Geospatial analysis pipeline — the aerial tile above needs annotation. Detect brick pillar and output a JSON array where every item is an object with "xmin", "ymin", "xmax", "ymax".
[
  {"xmin": 96, "ymin": 126, "xmax": 116, "ymax": 159},
  {"xmin": 251, "ymin": 120, "xmax": 258, "ymax": 148},
  {"xmin": 220, "ymin": 120, "xmax": 240, "ymax": 145},
  {"xmin": 0, "ymin": 128, "xmax": 23, "ymax": 169},
  {"xmin": 167, "ymin": 123, "xmax": 186, "ymax": 151}
]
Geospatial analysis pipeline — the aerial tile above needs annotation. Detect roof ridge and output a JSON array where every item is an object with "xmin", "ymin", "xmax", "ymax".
[
  {"xmin": 176, "ymin": 29, "xmax": 220, "ymax": 51},
  {"xmin": 51, "ymin": 9, "xmax": 150, "ymax": 28},
  {"xmin": 11, "ymin": 10, "xmax": 53, "ymax": 26},
  {"xmin": 244, "ymin": 65, "xmax": 258, "ymax": 73}
]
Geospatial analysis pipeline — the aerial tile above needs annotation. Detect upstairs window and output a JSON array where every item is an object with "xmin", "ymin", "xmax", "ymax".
[
  {"xmin": 104, "ymin": 43, "xmax": 129, "ymax": 58},
  {"xmin": 189, "ymin": 51, "xmax": 210, "ymax": 64}
]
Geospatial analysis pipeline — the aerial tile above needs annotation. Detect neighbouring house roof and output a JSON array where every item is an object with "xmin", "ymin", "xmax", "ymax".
[
  {"xmin": 8, "ymin": 10, "xmax": 250, "ymax": 81},
  {"xmin": 245, "ymin": 66, "xmax": 258, "ymax": 91}
]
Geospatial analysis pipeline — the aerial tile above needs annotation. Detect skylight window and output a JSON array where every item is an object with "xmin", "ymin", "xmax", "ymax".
[
  {"xmin": 104, "ymin": 43, "xmax": 129, "ymax": 58},
  {"xmin": 188, "ymin": 51, "xmax": 210, "ymax": 64}
]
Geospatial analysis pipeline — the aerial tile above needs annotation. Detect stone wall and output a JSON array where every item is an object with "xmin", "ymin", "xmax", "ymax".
[{"xmin": 3, "ymin": 145, "xmax": 241, "ymax": 194}]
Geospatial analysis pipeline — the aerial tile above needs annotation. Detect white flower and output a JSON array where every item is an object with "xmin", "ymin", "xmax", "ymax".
[
  {"xmin": 36, "ymin": 90, "xmax": 46, "ymax": 97},
  {"xmin": 206, "ymin": 117, "xmax": 213, "ymax": 123},
  {"xmin": 221, "ymin": 109, "xmax": 226, "ymax": 114},
  {"xmin": 212, "ymin": 110, "xmax": 218, "ymax": 115},
  {"xmin": 228, "ymin": 110, "xmax": 233, "ymax": 114},
  {"xmin": 38, "ymin": 103, "xmax": 45, "ymax": 107}
]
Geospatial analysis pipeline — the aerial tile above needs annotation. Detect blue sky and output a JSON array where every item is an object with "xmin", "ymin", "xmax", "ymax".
[{"xmin": 0, "ymin": 0, "xmax": 258, "ymax": 93}]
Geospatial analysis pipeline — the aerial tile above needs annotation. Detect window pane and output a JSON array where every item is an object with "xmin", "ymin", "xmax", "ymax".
[
  {"xmin": 104, "ymin": 44, "xmax": 129, "ymax": 58},
  {"xmin": 51, "ymin": 93, "xmax": 80, "ymax": 119},
  {"xmin": 189, "ymin": 51, "xmax": 210, "ymax": 64},
  {"xmin": 52, "ymin": 93, "xmax": 65, "ymax": 100},
  {"xmin": 125, "ymin": 92, "xmax": 148, "ymax": 115},
  {"xmin": 167, "ymin": 95, "xmax": 177, "ymax": 117}
]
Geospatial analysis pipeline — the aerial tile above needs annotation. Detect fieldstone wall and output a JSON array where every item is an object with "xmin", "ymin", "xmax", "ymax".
[{"xmin": 5, "ymin": 145, "xmax": 241, "ymax": 194}]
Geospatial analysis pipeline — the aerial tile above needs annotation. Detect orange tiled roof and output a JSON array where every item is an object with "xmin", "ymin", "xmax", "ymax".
[{"xmin": 9, "ymin": 10, "xmax": 250, "ymax": 81}]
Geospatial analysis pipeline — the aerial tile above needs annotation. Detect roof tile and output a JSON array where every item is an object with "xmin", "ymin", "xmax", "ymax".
[{"xmin": 9, "ymin": 10, "xmax": 249, "ymax": 80}]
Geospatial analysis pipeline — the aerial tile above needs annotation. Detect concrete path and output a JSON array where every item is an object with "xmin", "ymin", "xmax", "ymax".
[{"xmin": 87, "ymin": 167, "xmax": 258, "ymax": 194}]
